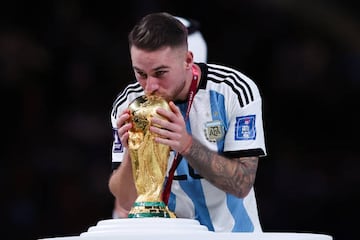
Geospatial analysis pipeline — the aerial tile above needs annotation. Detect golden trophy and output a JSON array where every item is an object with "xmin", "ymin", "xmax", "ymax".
[{"xmin": 127, "ymin": 95, "xmax": 175, "ymax": 218}]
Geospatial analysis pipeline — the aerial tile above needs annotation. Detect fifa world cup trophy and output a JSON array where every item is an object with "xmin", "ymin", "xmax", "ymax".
[{"xmin": 127, "ymin": 95, "xmax": 175, "ymax": 218}]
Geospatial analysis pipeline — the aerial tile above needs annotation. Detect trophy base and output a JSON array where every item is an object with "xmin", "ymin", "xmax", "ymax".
[{"xmin": 128, "ymin": 201, "xmax": 174, "ymax": 218}]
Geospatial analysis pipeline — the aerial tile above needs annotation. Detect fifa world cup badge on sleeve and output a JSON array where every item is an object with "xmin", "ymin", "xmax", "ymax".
[
  {"xmin": 112, "ymin": 128, "xmax": 123, "ymax": 153},
  {"xmin": 235, "ymin": 115, "xmax": 256, "ymax": 140}
]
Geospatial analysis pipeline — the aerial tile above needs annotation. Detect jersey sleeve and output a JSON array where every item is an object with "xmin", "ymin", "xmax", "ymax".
[
  {"xmin": 224, "ymin": 79, "xmax": 267, "ymax": 157},
  {"xmin": 110, "ymin": 102, "xmax": 127, "ymax": 169},
  {"xmin": 110, "ymin": 83, "xmax": 144, "ymax": 170}
]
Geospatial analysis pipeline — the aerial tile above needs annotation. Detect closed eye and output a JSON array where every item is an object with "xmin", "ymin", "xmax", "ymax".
[
  {"xmin": 154, "ymin": 70, "xmax": 167, "ymax": 78},
  {"xmin": 135, "ymin": 70, "xmax": 147, "ymax": 79}
]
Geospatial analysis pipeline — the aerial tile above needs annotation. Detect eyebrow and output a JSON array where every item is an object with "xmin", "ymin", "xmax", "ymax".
[
  {"xmin": 154, "ymin": 65, "xmax": 169, "ymax": 71},
  {"xmin": 133, "ymin": 65, "xmax": 170, "ymax": 72}
]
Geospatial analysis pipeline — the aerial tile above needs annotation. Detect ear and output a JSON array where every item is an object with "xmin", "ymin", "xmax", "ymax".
[{"xmin": 185, "ymin": 51, "xmax": 194, "ymax": 69}]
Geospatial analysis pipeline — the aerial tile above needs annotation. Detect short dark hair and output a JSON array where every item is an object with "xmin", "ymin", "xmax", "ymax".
[{"xmin": 128, "ymin": 12, "xmax": 188, "ymax": 51}]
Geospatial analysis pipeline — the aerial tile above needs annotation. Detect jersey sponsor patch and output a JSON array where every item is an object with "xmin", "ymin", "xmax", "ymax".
[
  {"xmin": 235, "ymin": 115, "xmax": 256, "ymax": 140},
  {"xmin": 112, "ymin": 128, "xmax": 123, "ymax": 153},
  {"xmin": 204, "ymin": 120, "xmax": 225, "ymax": 142}
]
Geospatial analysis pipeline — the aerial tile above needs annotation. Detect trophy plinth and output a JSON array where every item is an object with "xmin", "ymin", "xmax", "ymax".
[
  {"xmin": 127, "ymin": 95, "xmax": 174, "ymax": 218},
  {"xmin": 128, "ymin": 202, "xmax": 171, "ymax": 218}
]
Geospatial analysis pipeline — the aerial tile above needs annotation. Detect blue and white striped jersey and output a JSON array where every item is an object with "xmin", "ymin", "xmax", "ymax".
[{"xmin": 110, "ymin": 63, "xmax": 267, "ymax": 232}]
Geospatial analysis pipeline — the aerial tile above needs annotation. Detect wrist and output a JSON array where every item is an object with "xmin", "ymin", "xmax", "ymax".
[{"xmin": 180, "ymin": 136, "xmax": 193, "ymax": 156}]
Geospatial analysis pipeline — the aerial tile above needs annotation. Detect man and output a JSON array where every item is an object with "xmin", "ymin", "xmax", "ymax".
[
  {"xmin": 111, "ymin": 15, "xmax": 208, "ymax": 219},
  {"xmin": 109, "ymin": 12, "xmax": 267, "ymax": 232}
]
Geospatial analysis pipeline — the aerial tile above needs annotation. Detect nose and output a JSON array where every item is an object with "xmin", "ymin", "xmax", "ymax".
[{"xmin": 144, "ymin": 76, "xmax": 159, "ymax": 94}]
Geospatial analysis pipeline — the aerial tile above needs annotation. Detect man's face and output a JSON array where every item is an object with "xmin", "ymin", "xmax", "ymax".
[{"xmin": 130, "ymin": 45, "xmax": 191, "ymax": 102}]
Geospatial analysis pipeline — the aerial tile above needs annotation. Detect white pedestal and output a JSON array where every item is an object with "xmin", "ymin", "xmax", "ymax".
[{"xmin": 39, "ymin": 218, "xmax": 333, "ymax": 240}]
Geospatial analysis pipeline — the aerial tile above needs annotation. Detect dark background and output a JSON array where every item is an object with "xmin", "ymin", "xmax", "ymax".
[{"xmin": 1, "ymin": 1, "xmax": 359, "ymax": 239}]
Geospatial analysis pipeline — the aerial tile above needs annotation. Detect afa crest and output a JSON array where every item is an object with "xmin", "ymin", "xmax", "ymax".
[{"xmin": 204, "ymin": 120, "xmax": 225, "ymax": 142}]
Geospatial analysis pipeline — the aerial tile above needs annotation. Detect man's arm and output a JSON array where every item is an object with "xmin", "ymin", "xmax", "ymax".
[
  {"xmin": 183, "ymin": 137, "xmax": 259, "ymax": 198},
  {"xmin": 151, "ymin": 102, "xmax": 259, "ymax": 198},
  {"xmin": 108, "ymin": 150, "xmax": 137, "ymax": 214}
]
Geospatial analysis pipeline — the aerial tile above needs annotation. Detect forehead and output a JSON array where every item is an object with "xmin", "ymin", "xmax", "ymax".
[{"xmin": 130, "ymin": 46, "xmax": 185, "ymax": 71}]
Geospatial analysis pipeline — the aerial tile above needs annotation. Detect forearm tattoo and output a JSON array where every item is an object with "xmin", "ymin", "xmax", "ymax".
[{"xmin": 183, "ymin": 138, "xmax": 259, "ymax": 198}]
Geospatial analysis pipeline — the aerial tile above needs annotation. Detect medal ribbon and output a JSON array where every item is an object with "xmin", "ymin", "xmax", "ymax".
[{"xmin": 162, "ymin": 65, "xmax": 199, "ymax": 205}]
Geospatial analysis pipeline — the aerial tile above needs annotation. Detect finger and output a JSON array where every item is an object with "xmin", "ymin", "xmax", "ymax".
[
  {"xmin": 118, "ymin": 122, "xmax": 132, "ymax": 137},
  {"xmin": 151, "ymin": 117, "xmax": 172, "ymax": 130},
  {"xmin": 169, "ymin": 101, "xmax": 182, "ymax": 117},
  {"xmin": 153, "ymin": 132, "xmax": 185, "ymax": 153},
  {"xmin": 120, "ymin": 131, "xmax": 130, "ymax": 148},
  {"xmin": 151, "ymin": 125, "xmax": 180, "ymax": 139},
  {"xmin": 116, "ymin": 109, "xmax": 132, "ymax": 148},
  {"xmin": 155, "ymin": 107, "xmax": 173, "ymax": 121},
  {"xmin": 116, "ymin": 109, "xmax": 130, "ymax": 128}
]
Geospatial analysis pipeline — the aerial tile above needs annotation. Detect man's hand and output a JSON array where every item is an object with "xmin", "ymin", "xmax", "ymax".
[
  {"xmin": 116, "ymin": 109, "xmax": 132, "ymax": 148},
  {"xmin": 150, "ymin": 101, "xmax": 192, "ymax": 154}
]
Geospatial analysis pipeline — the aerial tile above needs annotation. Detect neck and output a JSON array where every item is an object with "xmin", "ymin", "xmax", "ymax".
[
  {"xmin": 176, "ymin": 64, "xmax": 200, "ymax": 102},
  {"xmin": 192, "ymin": 64, "xmax": 201, "ymax": 82}
]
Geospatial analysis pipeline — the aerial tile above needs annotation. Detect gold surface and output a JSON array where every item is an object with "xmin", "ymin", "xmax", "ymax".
[{"xmin": 127, "ymin": 95, "xmax": 173, "ymax": 217}]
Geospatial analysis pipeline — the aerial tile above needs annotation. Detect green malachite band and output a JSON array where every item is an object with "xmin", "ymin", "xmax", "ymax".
[
  {"xmin": 132, "ymin": 202, "xmax": 166, "ymax": 207},
  {"xmin": 128, "ymin": 212, "xmax": 171, "ymax": 218},
  {"xmin": 128, "ymin": 201, "xmax": 171, "ymax": 218}
]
